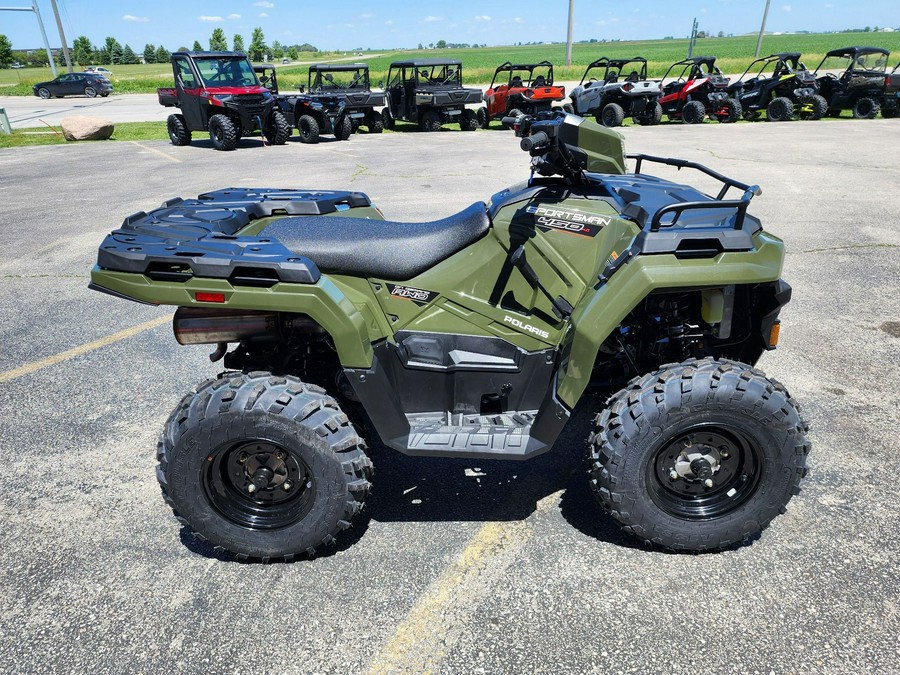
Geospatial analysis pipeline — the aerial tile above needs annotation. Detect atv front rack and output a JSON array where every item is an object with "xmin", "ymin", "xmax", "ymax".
[
  {"xmin": 597, "ymin": 155, "xmax": 763, "ymax": 284},
  {"xmin": 629, "ymin": 153, "xmax": 761, "ymax": 230}
]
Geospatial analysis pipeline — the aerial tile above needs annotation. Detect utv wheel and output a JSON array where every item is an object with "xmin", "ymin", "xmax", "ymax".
[
  {"xmin": 368, "ymin": 110, "xmax": 384, "ymax": 133},
  {"xmin": 84, "ymin": 86, "xmax": 97, "ymax": 98},
  {"xmin": 421, "ymin": 110, "xmax": 441, "ymax": 132},
  {"xmin": 882, "ymin": 106, "xmax": 899, "ymax": 119},
  {"xmin": 208, "ymin": 114, "xmax": 238, "ymax": 151},
  {"xmin": 766, "ymin": 96, "xmax": 794, "ymax": 122},
  {"xmin": 717, "ymin": 98, "xmax": 742, "ymax": 123},
  {"xmin": 336, "ymin": 116, "xmax": 352, "ymax": 140},
  {"xmin": 799, "ymin": 94, "xmax": 828, "ymax": 121},
  {"xmin": 37, "ymin": 87, "xmax": 51, "ymax": 99},
  {"xmin": 460, "ymin": 108, "xmax": 478, "ymax": 131},
  {"xmin": 157, "ymin": 372, "xmax": 373, "ymax": 561},
  {"xmin": 600, "ymin": 102, "xmax": 625, "ymax": 127},
  {"xmin": 476, "ymin": 106, "xmax": 489, "ymax": 128},
  {"xmin": 852, "ymin": 97, "xmax": 879, "ymax": 120},
  {"xmin": 637, "ymin": 101, "xmax": 663, "ymax": 126},
  {"xmin": 681, "ymin": 100, "xmax": 706, "ymax": 124},
  {"xmin": 382, "ymin": 107, "xmax": 395, "ymax": 130},
  {"xmin": 297, "ymin": 114, "xmax": 320, "ymax": 143},
  {"xmin": 264, "ymin": 109, "xmax": 291, "ymax": 145},
  {"xmin": 166, "ymin": 114, "xmax": 192, "ymax": 146},
  {"xmin": 588, "ymin": 358, "xmax": 810, "ymax": 552},
  {"xmin": 562, "ymin": 102, "xmax": 575, "ymax": 115}
]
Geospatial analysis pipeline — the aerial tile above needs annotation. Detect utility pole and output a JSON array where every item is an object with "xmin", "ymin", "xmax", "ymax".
[
  {"xmin": 687, "ymin": 18, "xmax": 698, "ymax": 58},
  {"xmin": 755, "ymin": 0, "xmax": 772, "ymax": 57},
  {"xmin": 565, "ymin": 0, "xmax": 574, "ymax": 66},
  {"xmin": 0, "ymin": 1, "xmax": 57, "ymax": 76},
  {"xmin": 49, "ymin": 0, "xmax": 73, "ymax": 72}
]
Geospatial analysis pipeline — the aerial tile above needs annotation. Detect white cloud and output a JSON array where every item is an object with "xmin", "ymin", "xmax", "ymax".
[
  {"xmin": 122, "ymin": 14, "xmax": 149, "ymax": 22},
  {"xmin": 513, "ymin": 17, "xmax": 524, "ymax": 23},
  {"xmin": 782, "ymin": 4, "xmax": 792, "ymax": 11},
  {"xmin": 254, "ymin": 1, "xmax": 274, "ymax": 7},
  {"xmin": 700, "ymin": 8, "xmax": 708, "ymax": 14},
  {"xmin": 423, "ymin": 15, "xmax": 443, "ymax": 22},
  {"xmin": 385, "ymin": 19, "xmax": 394, "ymax": 25},
  {"xmin": 258, "ymin": 12, "xmax": 268, "ymax": 17},
  {"xmin": 228, "ymin": 13, "xmax": 241, "ymax": 19},
  {"xmin": 474, "ymin": 15, "xmax": 491, "ymax": 22},
  {"xmin": 199, "ymin": 16, "xmax": 224, "ymax": 22},
  {"xmin": 359, "ymin": 12, "xmax": 374, "ymax": 19}
]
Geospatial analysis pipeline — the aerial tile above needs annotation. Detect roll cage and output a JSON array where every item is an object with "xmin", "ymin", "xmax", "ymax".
[
  {"xmin": 489, "ymin": 61, "xmax": 555, "ymax": 89},
  {"xmin": 579, "ymin": 57, "xmax": 649, "ymax": 86}
]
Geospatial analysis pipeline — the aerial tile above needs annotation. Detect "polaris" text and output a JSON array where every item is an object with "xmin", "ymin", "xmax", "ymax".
[{"xmin": 503, "ymin": 315, "xmax": 550, "ymax": 339}]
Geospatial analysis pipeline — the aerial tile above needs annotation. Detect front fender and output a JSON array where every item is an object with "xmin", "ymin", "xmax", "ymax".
[{"xmin": 555, "ymin": 235, "xmax": 785, "ymax": 407}]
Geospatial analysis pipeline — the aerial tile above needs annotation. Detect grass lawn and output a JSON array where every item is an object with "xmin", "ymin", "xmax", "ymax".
[
  {"xmin": 0, "ymin": 121, "xmax": 167, "ymax": 149},
  {"xmin": 2, "ymin": 32, "xmax": 898, "ymax": 95}
]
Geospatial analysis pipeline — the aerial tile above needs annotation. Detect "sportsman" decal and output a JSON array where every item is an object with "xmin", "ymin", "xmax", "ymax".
[{"xmin": 526, "ymin": 205, "xmax": 611, "ymax": 237}]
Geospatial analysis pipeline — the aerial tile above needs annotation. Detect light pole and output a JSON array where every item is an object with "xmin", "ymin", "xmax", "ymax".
[
  {"xmin": 50, "ymin": 0, "xmax": 73, "ymax": 73},
  {"xmin": 755, "ymin": 0, "xmax": 772, "ymax": 57},
  {"xmin": 565, "ymin": 0, "xmax": 574, "ymax": 67},
  {"xmin": 0, "ymin": 1, "xmax": 57, "ymax": 76}
]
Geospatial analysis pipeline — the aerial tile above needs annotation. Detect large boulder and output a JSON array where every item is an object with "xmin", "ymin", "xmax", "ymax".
[{"xmin": 60, "ymin": 115, "xmax": 114, "ymax": 141}]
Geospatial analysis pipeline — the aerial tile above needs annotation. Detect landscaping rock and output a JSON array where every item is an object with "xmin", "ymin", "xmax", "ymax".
[{"xmin": 60, "ymin": 116, "xmax": 114, "ymax": 141}]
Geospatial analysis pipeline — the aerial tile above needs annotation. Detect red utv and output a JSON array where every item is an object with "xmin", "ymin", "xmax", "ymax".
[
  {"xmin": 477, "ymin": 61, "xmax": 566, "ymax": 128},
  {"xmin": 658, "ymin": 56, "xmax": 741, "ymax": 124}
]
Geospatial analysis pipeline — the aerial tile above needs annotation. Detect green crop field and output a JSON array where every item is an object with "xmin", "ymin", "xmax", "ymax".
[{"xmin": 2, "ymin": 32, "xmax": 898, "ymax": 95}]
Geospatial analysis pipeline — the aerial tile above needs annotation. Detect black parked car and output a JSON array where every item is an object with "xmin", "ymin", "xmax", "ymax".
[{"xmin": 33, "ymin": 72, "xmax": 113, "ymax": 99}]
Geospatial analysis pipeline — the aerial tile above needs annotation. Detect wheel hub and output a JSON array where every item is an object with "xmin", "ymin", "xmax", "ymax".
[
  {"xmin": 650, "ymin": 426, "xmax": 762, "ymax": 520},
  {"xmin": 203, "ymin": 440, "xmax": 315, "ymax": 529}
]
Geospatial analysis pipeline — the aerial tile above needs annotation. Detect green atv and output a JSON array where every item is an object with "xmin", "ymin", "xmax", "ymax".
[{"xmin": 89, "ymin": 112, "xmax": 809, "ymax": 561}]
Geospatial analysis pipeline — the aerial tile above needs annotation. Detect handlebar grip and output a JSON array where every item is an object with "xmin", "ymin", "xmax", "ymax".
[
  {"xmin": 520, "ymin": 131, "xmax": 549, "ymax": 152},
  {"xmin": 501, "ymin": 116, "xmax": 519, "ymax": 126}
]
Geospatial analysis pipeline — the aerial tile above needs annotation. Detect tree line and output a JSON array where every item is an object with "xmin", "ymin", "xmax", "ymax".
[{"xmin": 0, "ymin": 29, "xmax": 320, "ymax": 69}]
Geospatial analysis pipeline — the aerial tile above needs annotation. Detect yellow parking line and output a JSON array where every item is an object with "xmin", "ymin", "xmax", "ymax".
[
  {"xmin": 0, "ymin": 315, "xmax": 171, "ymax": 384},
  {"xmin": 130, "ymin": 141, "xmax": 182, "ymax": 163},
  {"xmin": 365, "ymin": 490, "xmax": 561, "ymax": 674}
]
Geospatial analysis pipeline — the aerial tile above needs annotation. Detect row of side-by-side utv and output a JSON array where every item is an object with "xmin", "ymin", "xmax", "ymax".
[
  {"xmin": 158, "ymin": 48, "xmax": 900, "ymax": 150},
  {"xmin": 562, "ymin": 47, "xmax": 898, "ymax": 128}
]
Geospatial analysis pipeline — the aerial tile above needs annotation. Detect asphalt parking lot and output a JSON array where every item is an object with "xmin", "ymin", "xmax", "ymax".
[{"xmin": 0, "ymin": 120, "xmax": 898, "ymax": 674}]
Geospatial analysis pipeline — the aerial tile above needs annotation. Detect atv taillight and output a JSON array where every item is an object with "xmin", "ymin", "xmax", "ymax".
[
  {"xmin": 887, "ymin": 75, "xmax": 892, "ymax": 87},
  {"xmin": 196, "ymin": 292, "xmax": 226, "ymax": 303},
  {"xmin": 623, "ymin": 83, "xmax": 633, "ymax": 92}
]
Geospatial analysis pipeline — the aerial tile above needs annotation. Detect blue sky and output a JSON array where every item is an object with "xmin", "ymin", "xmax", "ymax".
[{"xmin": 2, "ymin": 1, "xmax": 898, "ymax": 51}]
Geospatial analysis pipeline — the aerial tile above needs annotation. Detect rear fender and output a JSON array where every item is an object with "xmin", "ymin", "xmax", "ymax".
[
  {"xmin": 89, "ymin": 269, "xmax": 377, "ymax": 368},
  {"xmin": 555, "ymin": 236, "xmax": 785, "ymax": 407}
]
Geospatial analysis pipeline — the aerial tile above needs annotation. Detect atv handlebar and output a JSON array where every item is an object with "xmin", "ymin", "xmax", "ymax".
[
  {"xmin": 520, "ymin": 131, "xmax": 549, "ymax": 152},
  {"xmin": 501, "ymin": 116, "xmax": 520, "ymax": 127}
]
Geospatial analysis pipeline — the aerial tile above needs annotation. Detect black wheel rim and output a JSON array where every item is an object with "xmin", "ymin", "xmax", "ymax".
[
  {"xmin": 202, "ymin": 439, "xmax": 316, "ymax": 530},
  {"xmin": 647, "ymin": 424, "xmax": 762, "ymax": 520}
]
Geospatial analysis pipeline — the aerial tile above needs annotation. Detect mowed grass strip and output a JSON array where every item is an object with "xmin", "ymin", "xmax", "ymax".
[{"xmin": 0, "ymin": 121, "xmax": 167, "ymax": 148}]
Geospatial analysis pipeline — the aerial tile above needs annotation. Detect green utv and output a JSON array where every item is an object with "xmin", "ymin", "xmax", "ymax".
[{"xmin": 90, "ymin": 112, "xmax": 809, "ymax": 561}]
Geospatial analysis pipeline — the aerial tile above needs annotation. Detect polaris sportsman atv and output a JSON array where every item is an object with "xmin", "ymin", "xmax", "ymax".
[
  {"xmin": 254, "ymin": 65, "xmax": 352, "ymax": 143},
  {"xmin": 728, "ymin": 52, "xmax": 828, "ymax": 121},
  {"xmin": 565, "ymin": 56, "xmax": 663, "ymax": 127},
  {"xmin": 478, "ymin": 61, "xmax": 566, "ymax": 128},
  {"xmin": 658, "ymin": 56, "xmax": 741, "ymax": 124},
  {"xmin": 89, "ymin": 112, "xmax": 809, "ymax": 561}
]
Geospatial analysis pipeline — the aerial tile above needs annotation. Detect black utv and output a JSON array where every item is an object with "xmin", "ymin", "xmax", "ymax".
[
  {"xmin": 383, "ymin": 59, "xmax": 483, "ymax": 131},
  {"xmin": 309, "ymin": 63, "xmax": 386, "ymax": 133},
  {"xmin": 813, "ymin": 46, "xmax": 891, "ymax": 119},
  {"xmin": 884, "ymin": 61, "xmax": 899, "ymax": 118},
  {"xmin": 728, "ymin": 53, "xmax": 828, "ymax": 121},
  {"xmin": 255, "ymin": 65, "xmax": 351, "ymax": 143}
]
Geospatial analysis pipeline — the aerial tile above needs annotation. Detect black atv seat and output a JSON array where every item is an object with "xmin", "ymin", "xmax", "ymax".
[{"xmin": 264, "ymin": 202, "xmax": 491, "ymax": 280}]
